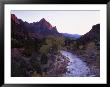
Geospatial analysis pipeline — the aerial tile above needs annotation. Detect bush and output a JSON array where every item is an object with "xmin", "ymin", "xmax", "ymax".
[
  {"xmin": 11, "ymin": 38, "xmax": 23, "ymax": 48},
  {"xmin": 45, "ymin": 36, "xmax": 64, "ymax": 51},
  {"xmin": 39, "ymin": 45, "xmax": 50, "ymax": 55},
  {"xmin": 23, "ymin": 48, "xmax": 33, "ymax": 56}
]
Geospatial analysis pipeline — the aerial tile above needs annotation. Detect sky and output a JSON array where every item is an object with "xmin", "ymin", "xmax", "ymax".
[{"xmin": 11, "ymin": 10, "xmax": 100, "ymax": 35}]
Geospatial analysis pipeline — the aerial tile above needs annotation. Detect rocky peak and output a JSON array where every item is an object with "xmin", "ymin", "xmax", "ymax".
[
  {"xmin": 11, "ymin": 14, "xmax": 20, "ymax": 24},
  {"xmin": 11, "ymin": 14, "xmax": 60, "ymax": 37},
  {"xmin": 39, "ymin": 18, "xmax": 53, "ymax": 30},
  {"xmin": 39, "ymin": 18, "xmax": 46, "ymax": 22}
]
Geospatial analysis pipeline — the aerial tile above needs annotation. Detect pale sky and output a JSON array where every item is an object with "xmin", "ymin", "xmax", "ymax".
[{"xmin": 11, "ymin": 10, "xmax": 100, "ymax": 35}]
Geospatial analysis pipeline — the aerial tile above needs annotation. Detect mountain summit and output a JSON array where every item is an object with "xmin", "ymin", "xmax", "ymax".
[
  {"xmin": 11, "ymin": 14, "xmax": 61, "ymax": 38},
  {"xmin": 38, "ymin": 18, "xmax": 54, "ymax": 30}
]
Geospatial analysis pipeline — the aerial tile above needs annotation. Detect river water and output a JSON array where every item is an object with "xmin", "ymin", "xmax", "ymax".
[{"xmin": 60, "ymin": 50, "xmax": 91, "ymax": 77}]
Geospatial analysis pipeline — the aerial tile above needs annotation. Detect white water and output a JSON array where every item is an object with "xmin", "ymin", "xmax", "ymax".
[{"xmin": 60, "ymin": 50, "xmax": 91, "ymax": 77}]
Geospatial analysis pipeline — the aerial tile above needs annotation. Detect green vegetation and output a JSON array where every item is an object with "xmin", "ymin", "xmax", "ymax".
[{"xmin": 11, "ymin": 33, "xmax": 65, "ymax": 77}]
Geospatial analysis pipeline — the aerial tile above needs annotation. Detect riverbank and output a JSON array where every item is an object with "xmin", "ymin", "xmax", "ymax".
[
  {"xmin": 46, "ymin": 53, "xmax": 70, "ymax": 76},
  {"xmin": 11, "ymin": 48, "xmax": 99, "ymax": 77},
  {"xmin": 70, "ymin": 49, "xmax": 100, "ymax": 77}
]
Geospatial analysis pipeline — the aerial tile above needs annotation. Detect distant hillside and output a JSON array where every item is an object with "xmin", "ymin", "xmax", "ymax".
[
  {"xmin": 77, "ymin": 24, "xmax": 100, "ymax": 45},
  {"xmin": 62, "ymin": 33, "xmax": 81, "ymax": 39}
]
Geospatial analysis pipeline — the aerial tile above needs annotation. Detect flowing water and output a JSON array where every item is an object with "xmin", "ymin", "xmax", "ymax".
[{"xmin": 60, "ymin": 50, "xmax": 91, "ymax": 77}]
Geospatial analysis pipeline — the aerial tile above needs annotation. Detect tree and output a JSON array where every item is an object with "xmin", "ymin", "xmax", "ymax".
[
  {"xmin": 40, "ymin": 54, "xmax": 48, "ymax": 64},
  {"xmin": 45, "ymin": 36, "xmax": 64, "ymax": 52},
  {"xmin": 39, "ymin": 45, "xmax": 50, "ymax": 55}
]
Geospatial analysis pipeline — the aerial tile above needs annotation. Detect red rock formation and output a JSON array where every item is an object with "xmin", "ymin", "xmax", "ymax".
[
  {"xmin": 11, "ymin": 14, "xmax": 20, "ymax": 24},
  {"xmin": 39, "ymin": 18, "xmax": 53, "ymax": 30}
]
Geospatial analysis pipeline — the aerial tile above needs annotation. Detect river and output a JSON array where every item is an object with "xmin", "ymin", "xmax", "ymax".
[{"xmin": 60, "ymin": 50, "xmax": 92, "ymax": 77}]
